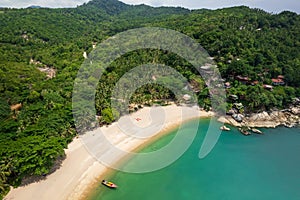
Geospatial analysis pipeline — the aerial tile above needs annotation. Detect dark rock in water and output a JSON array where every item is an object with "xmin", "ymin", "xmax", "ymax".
[{"xmin": 239, "ymin": 127, "xmax": 251, "ymax": 136}]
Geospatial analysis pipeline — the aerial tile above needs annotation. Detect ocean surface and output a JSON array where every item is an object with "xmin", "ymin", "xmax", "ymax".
[{"xmin": 90, "ymin": 119, "xmax": 300, "ymax": 200}]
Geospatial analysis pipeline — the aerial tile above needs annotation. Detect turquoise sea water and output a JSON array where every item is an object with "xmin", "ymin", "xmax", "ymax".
[{"xmin": 90, "ymin": 119, "xmax": 300, "ymax": 200}]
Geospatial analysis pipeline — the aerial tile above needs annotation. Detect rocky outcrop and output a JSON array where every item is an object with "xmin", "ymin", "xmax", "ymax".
[
  {"xmin": 30, "ymin": 58, "xmax": 56, "ymax": 79},
  {"xmin": 219, "ymin": 105, "xmax": 300, "ymax": 128},
  {"xmin": 291, "ymin": 107, "xmax": 300, "ymax": 115},
  {"xmin": 232, "ymin": 113, "xmax": 243, "ymax": 123},
  {"xmin": 37, "ymin": 67, "xmax": 56, "ymax": 79},
  {"xmin": 250, "ymin": 104, "xmax": 300, "ymax": 128}
]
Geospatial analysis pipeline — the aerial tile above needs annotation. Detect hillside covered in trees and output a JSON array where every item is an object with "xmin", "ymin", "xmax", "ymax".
[{"xmin": 0, "ymin": 0, "xmax": 299, "ymax": 197}]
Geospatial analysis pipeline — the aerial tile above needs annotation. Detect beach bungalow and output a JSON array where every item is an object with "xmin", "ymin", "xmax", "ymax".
[
  {"xmin": 277, "ymin": 75, "xmax": 285, "ymax": 79},
  {"xmin": 263, "ymin": 84, "xmax": 273, "ymax": 91},
  {"xmin": 200, "ymin": 64, "xmax": 212, "ymax": 70},
  {"xmin": 272, "ymin": 76, "xmax": 285, "ymax": 86},
  {"xmin": 251, "ymin": 80, "xmax": 259, "ymax": 86},
  {"xmin": 236, "ymin": 75, "xmax": 250, "ymax": 84},
  {"xmin": 224, "ymin": 82, "xmax": 231, "ymax": 89},
  {"xmin": 200, "ymin": 65, "xmax": 214, "ymax": 75}
]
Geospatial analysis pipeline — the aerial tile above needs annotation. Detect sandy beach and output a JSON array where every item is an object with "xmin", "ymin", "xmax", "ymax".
[{"xmin": 4, "ymin": 105, "xmax": 214, "ymax": 200}]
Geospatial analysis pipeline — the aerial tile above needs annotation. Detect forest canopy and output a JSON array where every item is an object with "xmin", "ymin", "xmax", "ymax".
[{"xmin": 0, "ymin": 0, "xmax": 299, "ymax": 197}]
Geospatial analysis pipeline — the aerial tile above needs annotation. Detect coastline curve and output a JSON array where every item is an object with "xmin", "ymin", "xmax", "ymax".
[{"xmin": 72, "ymin": 27, "xmax": 226, "ymax": 173}]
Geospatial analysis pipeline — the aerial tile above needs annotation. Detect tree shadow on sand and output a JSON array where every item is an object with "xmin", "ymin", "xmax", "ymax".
[{"xmin": 19, "ymin": 155, "xmax": 66, "ymax": 186}]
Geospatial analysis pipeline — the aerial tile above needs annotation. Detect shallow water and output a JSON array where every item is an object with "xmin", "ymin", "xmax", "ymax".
[{"xmin": 90, "ymin": 119, "xmax": 300, "ymax": 200}]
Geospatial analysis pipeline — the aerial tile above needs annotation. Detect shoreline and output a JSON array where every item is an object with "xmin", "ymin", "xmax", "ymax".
[
  {"xmin": 5, "ymin": 105, "xmax": 214, "ymax": 200},
  {"xmin": 218, "ymin": 109, "xmax": 300, "ymax": 129},
  {"xmin": 84, "ymin": 114, "xmax": 204, "ymax": 200},
  {"xmin": 5, "ymin": 104, "xmax": 299, "ymax": 200}
]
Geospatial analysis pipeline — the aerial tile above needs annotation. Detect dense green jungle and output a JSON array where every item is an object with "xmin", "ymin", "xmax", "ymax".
[{"xmin": 0, "ymin": 0, "xmax": 299, "ymax": 197}]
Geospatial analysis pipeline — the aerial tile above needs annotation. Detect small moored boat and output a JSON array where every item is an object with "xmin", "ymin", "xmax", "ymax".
[
  {"xmin": 102, "ymin": 180, "xmax": 118, "ymax": 189},
  {"xmin": 239, "ymin": 128, "xmax": 251, "ymax": 136},
  {"xmin": 251, "ymin": 128, "xmax": 263, "ymax": 134}
]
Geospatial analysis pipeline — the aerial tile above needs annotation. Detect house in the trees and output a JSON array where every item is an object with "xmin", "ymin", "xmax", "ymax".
[
  {"xmin": 236, "ymin": 75, "xmax": 250, "ymax": 84},
  {"xmin": 271, "ymin": 75, "xmax": 285, "ymax": 86},
  {"xmin": 277, "ymin": 75, "xmax": 285, "ymax": 80},
  {"xmin": 224, "ymin": 82, "xmax": 231, "ymax": 89},
  {"xmin": 251, "ymin": 80, "xmax": 259, "ymax": 86},
  {"xmin": 263, "ymin": 84, "xmax": 273, "ymax": 91}
]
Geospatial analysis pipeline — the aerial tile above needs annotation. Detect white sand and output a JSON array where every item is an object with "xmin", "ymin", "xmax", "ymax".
[{"xmin": 5, "ymin": 105, "xmax": 214, "ymax": 200}]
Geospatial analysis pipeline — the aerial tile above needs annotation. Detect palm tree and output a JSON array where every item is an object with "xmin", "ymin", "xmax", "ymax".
[{"xmin": 0, "ymin": 159, "xmax": 12, "ymax": 195}]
